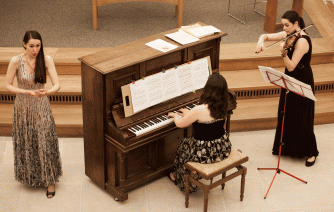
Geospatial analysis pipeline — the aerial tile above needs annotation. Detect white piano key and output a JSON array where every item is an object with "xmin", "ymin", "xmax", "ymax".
[{"xmin": 128, "ymin": 102, "xmax": 197, "ymax": 136}]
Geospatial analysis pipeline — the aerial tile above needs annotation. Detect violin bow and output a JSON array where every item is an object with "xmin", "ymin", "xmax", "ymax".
[{"xmin": 255, "ymin": 24, "xmax": 314, "ymax": 54}]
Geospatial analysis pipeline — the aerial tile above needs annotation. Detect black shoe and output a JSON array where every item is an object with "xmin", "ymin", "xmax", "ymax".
[{"xmin": 306, "ymin": 156, "xmax": 317, "ymax": 167}]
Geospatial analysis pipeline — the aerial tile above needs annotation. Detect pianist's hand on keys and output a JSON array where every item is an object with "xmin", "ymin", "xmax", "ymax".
[{"xmin": 128, "ymin": 103, "xmax": 197, "ymax": 136}]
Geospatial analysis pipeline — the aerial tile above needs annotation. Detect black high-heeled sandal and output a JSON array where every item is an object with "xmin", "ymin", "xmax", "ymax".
[
  {"xmin": 306, "ymin": 156, "xmax": 317, "ymax": 167},
  {"xmin": 46, "ymin": 190, "xmax": 56, "ymax": 198}
]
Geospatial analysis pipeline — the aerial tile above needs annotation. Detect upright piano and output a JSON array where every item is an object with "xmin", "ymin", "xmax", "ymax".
[{"xmin": 79, "ymin": 23, "xmax": 236, "ymax": 201}]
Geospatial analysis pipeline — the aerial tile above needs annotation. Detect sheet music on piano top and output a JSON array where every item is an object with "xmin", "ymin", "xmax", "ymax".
[
  {"xmin": 165, "ymin": 30, "xmax": 199, "ymax": 45},
  {"xmin": 122, "ymin": 56, "xmax": 212, "ymax": 117}
]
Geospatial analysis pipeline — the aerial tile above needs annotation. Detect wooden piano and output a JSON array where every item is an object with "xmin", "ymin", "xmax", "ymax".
[{"xmin": 78, "ymin": 23, "xmax": 237, "ymax": 201}]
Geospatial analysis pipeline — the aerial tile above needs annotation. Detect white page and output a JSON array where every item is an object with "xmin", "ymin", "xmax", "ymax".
[
  {"xmin": 259, "ymin": 66, "xmax": 271, "ymax": 82},
  {"xmin": 165, "ymin": 30, "xmax": 199, "ymax": 45},
  {"xmin": 286, "ymin": 76, "xmax": 310, "ymax": 93},
  {"xmin": 301, "ymin": 87, "xmax": 317, "ymax": 101},
  {"xmin": 285, "ymin": 81, "xmax": 301, "ymax": 94},
  {"xmin": 145, "ymin": 73, "xmax": 166, "ymax": 106},
  {"xmin": 271, "ymin": 78, "xmax": 286, "ymax": 88},
  {"xmin": 130, "ymin": 79, "xmax": 151, "ymax": 113},
  {"xmin": 259, "ymin": 66, "xmax": 285, "ymax": 82},
  {"xmin": 286, "ymin": 77, "xmax": 316, "ymax": 100},
  {"xmin": 145, "ymin": 39, "xmax": 178, "ymax": 53},
  {"xmin": 285, "ymin": 80, "xmax": 303, "ymax": 94},
  {"xmin": 188, "ymin": 26, "xmax": 221, "ymax": 38},
  {"xmin": 178, "ymin": 65, "xmax": 194, "ymax": 94},
  {"xmin": 190, "ymin": 58, "xmax": 210, "ymax": 89},
  {"xmin": 162, "ymin": 68, "xmax": 180, "ymax": 100}
]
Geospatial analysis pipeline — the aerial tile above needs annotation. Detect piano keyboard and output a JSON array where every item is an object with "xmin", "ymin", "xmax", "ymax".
[{"xmin": 128, "ymin": 103, "xmax": 198, "ymax": 136}]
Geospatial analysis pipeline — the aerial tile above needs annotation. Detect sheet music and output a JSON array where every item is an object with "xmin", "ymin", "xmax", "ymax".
[
  {"xmin": 188, "ymin": 26, "xmax": 221, "ymax": 38},
  {"xmin": 191, "ymin": 59, "xmax": 210, "ymax": 89},
  {"xmin": 145, "ymin": 39, "xmax": 178, "ymax": 53},
  {"xmin": 146, "ymin": 73, "xmax": 165, "ymax": 106},
  {"xmin": 178, "ymin": 65, "xmax": 194, "ymax": 94},
  {"xmin": 301, "ymin": 87, "xmax": 317, "ymax": 101},
  {"xmin": 286, "ymin": 77, "xmax": 316, "ymax": 101},
  {"xmin": 130, "ymin": 79, "xmax": 150, "ymax": 113},
  {"xmin": 162, "ymin": 68, "xmax": 180, "ymax": 99},
  {"xmin": 165, "ymin": 30, "xmax": 199, "ymax": 45},
  {"xmin": 258, "ymin": 66, "xmax": 317, "ymax": 101},
  {"xmin": 124, "ymin": 57, "xmax": 211, "ymax": 115}
]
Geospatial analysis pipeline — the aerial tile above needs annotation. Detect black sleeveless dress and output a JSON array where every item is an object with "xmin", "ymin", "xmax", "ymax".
[
  {"xmin": 272, "ymin": 35, "xmax": 319, "ymax": 158},
  {"xmin": 173, "ymin": 119, "xmax": 232, "ymax": 192}
]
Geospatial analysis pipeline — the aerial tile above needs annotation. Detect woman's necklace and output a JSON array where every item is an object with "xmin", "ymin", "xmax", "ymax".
[{"xmin": 24, "ymin": 55, "xmax": 35, "ymax": 70}]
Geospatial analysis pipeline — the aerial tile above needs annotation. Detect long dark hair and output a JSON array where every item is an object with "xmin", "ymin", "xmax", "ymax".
[
  {"xmin": 23, "ymin": 31, "xmax": 46, "ymax": 84},
  {"xmin": 199, "ymin": 73, "xmax": 228, "ymax": 119},
  {"xmin": 282, "ymin": 10, "xmax": 306, "ymax": 31}
]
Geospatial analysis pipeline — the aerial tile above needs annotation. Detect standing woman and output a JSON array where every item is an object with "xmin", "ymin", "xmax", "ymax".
[
  {"xmin": 167, "ymin": 73, "xmax": 232, "ymax": 192},
  {"xmin": 256, "ymin": 10, "xmax": 319, "ymax": 166},
  {"xmin": 5, "ymin": 31, "xmax": 62, "ymax": 198}
]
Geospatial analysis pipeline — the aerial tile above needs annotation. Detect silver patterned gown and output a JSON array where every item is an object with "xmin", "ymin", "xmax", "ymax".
[{"xmin": 12, "ymin": 55, "xmax": 62, "ymax": 187}]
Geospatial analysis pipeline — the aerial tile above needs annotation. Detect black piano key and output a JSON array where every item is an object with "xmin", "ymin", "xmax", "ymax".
[
  {"xmin": 134, "ymin": 126, "xmax": 141, "ymax": 131},
  {"xmin": 151, "ymin": 119, "xmax": 159, "ymax": 124},
  {"xmin": 146, "ymin": 121, "xmax": 154, "ymax": 126},
  {"xmin": 128, "ymin": 128, "xmax": 136, "ymax": 133},
  {"xmin": 154, "ymin": 118, "xmax": 161, "ymax": 123}
]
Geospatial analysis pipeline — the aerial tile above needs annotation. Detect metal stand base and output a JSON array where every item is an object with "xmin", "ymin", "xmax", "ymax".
[{"xmin": 257, "ymin": 91, "xmax": 307, "ymax": 199}]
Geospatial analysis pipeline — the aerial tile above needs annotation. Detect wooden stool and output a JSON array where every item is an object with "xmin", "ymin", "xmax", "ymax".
[{"xmin": 185, "ymin": 148, "xmax": 249, "ymax": 212}]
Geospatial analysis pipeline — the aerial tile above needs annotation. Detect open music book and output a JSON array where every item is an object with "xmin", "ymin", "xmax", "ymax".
[
  {"xmin": 259, "ymin": 66, "xmax": 317, "ymax": 101},
  {"xmin": 165, "ymin": 24, "xmax": 221, "ymax": 45},
  {"xmin": 121, "ymin": 56, "xmax": 212, "ymax": 117},
  {"xmin": 181, "ymin": 23, "xmax": 221, "ymax": 38}
]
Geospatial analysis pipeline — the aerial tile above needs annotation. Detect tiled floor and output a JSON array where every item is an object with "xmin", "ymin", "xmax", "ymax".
[{"xmin": 1, "ymin": 124, "xmax": 334, "ymax": 212}]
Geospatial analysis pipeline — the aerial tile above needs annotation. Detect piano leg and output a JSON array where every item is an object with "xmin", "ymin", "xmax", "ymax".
[
  {"xmin": 104, "ymin": 153, "xmax": 129, "ymax": 202},
  {"xmin": 118, "ymin": 153, "xmax": 126, "ymax": 192},
  {"xmin": 105, "ymin": 183, "xmax": 129, "ymax": 202}
]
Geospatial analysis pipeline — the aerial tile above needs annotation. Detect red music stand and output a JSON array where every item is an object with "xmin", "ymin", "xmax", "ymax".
[{"xmin": 257, "ymin": 66, "xmax": 317, "ymax": 199}]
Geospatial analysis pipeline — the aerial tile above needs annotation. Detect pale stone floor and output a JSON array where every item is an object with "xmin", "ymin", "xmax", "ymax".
[{"xmin": 1, "ymin": 124, "xmax": 334, "ymax": 212}]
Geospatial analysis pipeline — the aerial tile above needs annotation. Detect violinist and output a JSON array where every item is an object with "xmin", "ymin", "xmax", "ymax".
[{"xmin": 256, "ymin": 10, "xmax": 319, "ymax": 167}]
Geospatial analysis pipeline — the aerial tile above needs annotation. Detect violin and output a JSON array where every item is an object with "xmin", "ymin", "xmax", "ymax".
[
  {"xmin": 281, "ymin": 30, "xmax": 302, "ymax": 57},
  {"xmin": 256, "ymin": 24, "xmax": 314, "ymax": 54}
]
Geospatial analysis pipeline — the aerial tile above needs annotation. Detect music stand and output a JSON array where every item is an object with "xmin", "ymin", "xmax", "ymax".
[{"xmin": 257, "ymin": 66, "xmax": 317, "ymax": 199}]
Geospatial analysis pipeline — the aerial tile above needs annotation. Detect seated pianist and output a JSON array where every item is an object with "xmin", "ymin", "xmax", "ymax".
[{"xmin": 167, "ymin": 73, "xmax": 232, "ymax": 192}]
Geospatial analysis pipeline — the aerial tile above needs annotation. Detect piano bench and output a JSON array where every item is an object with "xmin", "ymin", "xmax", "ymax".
[{"xmin": 184, "ymin": 148, "xmax": 249, "ymax": 212}]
